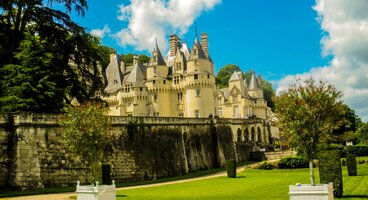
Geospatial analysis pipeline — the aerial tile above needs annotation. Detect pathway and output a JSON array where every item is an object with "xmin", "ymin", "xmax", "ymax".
[{"xmin": 0, "ymin": 163, "xmax": 259, "ymax": 200}]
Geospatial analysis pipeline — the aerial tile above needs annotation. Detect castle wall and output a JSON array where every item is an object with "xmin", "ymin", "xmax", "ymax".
[{"xmin": 1, "ymin": 113, "xmax": 272, "ymax": 190}]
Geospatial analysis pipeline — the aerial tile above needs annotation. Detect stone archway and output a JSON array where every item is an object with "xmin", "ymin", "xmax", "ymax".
[
  {"xmin": 251, "ymin": 127, "xmax": 255, "ymax": 142},
  {"xmin": 257, "ymin": 127, "xmax": 262, "ymax": 142},
  {"xmin": 237, "ymin": 128, "xmax": 242, "ymax": 142},
  {"xmin": 244, "ymin": 128, "xmax": 249, "ymax": 142}
]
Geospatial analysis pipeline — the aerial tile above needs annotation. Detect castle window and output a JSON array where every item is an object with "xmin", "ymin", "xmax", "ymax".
[
  {"xmin": 163, "ymin": 80, "xmax": 166, "ymax": 84},
  {"xmin": 207, "ymin": 74, "xmax": 210, "ymax": 79},
  {"xmin": 178, "ymin": 92, "xmax": 183, "ymax": 101},
  {"xmin": 218, "ymin": 107, "xmax": 223, "ymax": 118},
  {"xmin": 194, "ymin": 74, "xmax": 198, "ymax": 80},
  {"xmin": 193, "ymin": 49, "xmax": 197, "ymax": 55},
  {"xmin": 140, "ymin": 87, "xmax": 143, "ymax": 91},
  {"xmin": 233, "ymin": 96, "xmax": 238, "ymax": 103},
  {"xmin": 196, "ymin": 89, "xmax": 200, "ymax": 97},
  {"xmin": 179, "ymin": 113, "xmax": 184, "ymax": 117},
  {"xmin": 195, "ymin": 110, "xmax": 200, "ymax": 118},
  {"xmin": 153, "ymin": 66, "xmax": 157, "ymax": 74},
  {"xmin": 174, "ymin": 76, "xmax": 180, "ymax": 84},
  {"xmin": 233, "ymin": 105, "xmax": 239, "ymax": 118},
  {"xmin": 153, "ymin": 94, "xmax": 157, "ymax": 102},
  {"xmin": 153, "ymin": 80, "xmax": 156, "ymax": 84},
  {"xmin": 217, "ymin": 97, "xmax": 222, "ymax": 105},
  {"xmin": 176, "ymin": 62, "xmax": 181, "ymax": 70}
]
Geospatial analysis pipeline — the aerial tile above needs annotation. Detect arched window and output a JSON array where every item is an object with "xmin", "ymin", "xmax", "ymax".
[
  {"xmin": 251, "ymin": 127, "xmax": 255, "ymax": 142},
  {"xmin": 237, "ymin": 128, "xmax": 242, "ymax": 142},
  {"xmin": 257, "ymin": 127, "xmax": 262, "ymax": 142},
  {"xmin": 244, "ymin": 128, "xmax": 249, "ymax": 142}
]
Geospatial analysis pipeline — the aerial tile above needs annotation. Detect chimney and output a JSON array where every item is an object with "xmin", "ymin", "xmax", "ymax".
[
  {"xmin": 201, "ymin": 33, "xmax": 208, "ymax": 57},
  {"xmin": 257, "ymin": 75, "xmax": 262, "ymax": 85},
  {"xmin": 169, "ymin": 35, "xmax": 179, "ymax": 57},
  {"xmin": 133, "ymin": 54, "xmax": 138, "ymax": 65}
]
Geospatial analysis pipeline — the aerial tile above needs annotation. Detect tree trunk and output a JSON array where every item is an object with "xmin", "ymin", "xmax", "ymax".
[{"xmin": 309, "ymin": 159, "xmax": 315, "ymax": 186}]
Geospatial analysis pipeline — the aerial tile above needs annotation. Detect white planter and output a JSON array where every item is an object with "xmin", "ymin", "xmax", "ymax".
[
  {"xmin": 289, "ymin": 183, "xmax": 334, "ymax": 200},
  {"xmin": 76, "ymin": 180, "xmax": 116, "ymax": 200}
]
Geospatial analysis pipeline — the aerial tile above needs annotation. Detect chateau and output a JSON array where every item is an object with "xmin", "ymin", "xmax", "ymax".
[{"xmin": 104, "ymin": 33, "xmax": 272, "ymax": 119}]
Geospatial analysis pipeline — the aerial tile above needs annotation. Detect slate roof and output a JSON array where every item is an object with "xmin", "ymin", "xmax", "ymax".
[
  {"xmin": 104, "ymin": 54, "xmax": 124, "ymax": 94},
  {"xmin": 126, "ymin": 62, "xmax": 146, "ymax": 87},
  {"xmin": 249, "ymin": 72, "xmax": 262, "ymax": 90}
]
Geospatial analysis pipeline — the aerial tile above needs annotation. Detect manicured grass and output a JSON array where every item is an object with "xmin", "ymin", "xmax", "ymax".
[{"xmin": 117, "ymin": 159, "xmax": 368, "ymax": 200}]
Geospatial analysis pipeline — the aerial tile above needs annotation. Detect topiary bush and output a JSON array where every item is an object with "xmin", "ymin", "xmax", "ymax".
[
  {"xmin": 226, "ymin": 159, "xmax": 236, "ymax": 178},
  {"xmin": 318, "ymin": 150, "xmax": 343, "ymax": 198},
  {"xmin": 345, "ymin": 145, "xmax": 368, "ymax": 157},
  {"xmin": 256, "ymin": 161, "xmax": 275, "ymax": 170},
  {"xmin": 277, "ymin": 156, "xmax": 309, "ymax": 169},
  {"xmin": 346, "ymin": 154, "xmax": 357, "ymax": 176}
]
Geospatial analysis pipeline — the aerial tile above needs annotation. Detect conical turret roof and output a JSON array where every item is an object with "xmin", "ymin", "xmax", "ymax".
[
  {"xmin": 189, "ymin": 37, "xmax": 206, "ymax": 59},
  {"xmin": 105, "ymin": 54, "xmax": 124, "ymax": 93},
  {"xmin": 149, "ymin": 41, "xmax": 166, "ymax": 66},
  {"xmin": 249, "ymin": 72, "xmax": 262, "ymax": 90},
  {"xmin": 126, "ymin": 62, "xmax": 146, "ymax": 87}
]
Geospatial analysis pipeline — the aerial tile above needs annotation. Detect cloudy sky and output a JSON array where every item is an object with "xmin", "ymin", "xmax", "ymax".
[{"xmin": 69, "ymin": 0, "xmax": 368, "ymax": 122}]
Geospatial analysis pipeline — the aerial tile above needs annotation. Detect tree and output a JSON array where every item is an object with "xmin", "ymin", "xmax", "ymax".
[
  {"xmin": 0, "ymin": 1, "xmax": 110, "ymax": 112},
  {"xmin": 215, "ymin": 64, "xmax": 241, "ymax": 88},
  {"xmin": 121, "ymin": 53, "xmax": 150, "ymax": 65},
  {"xmin": 325, "ymin": 104, "xmax": 362, "ymax": 144},
  {"xmin": 356, "ymin": 122, "xmax": 368, "ymax": 145},
  {"xmin": 274, "ymin": 78, "xmax": 343, "ymax": 186},
  {"xmin": 0, "ymin": 32, "xmax": 64, "ymax": 112},
  {"xmin": 60, "ymin": 102, "xmax": 112, "ymax": 184}
]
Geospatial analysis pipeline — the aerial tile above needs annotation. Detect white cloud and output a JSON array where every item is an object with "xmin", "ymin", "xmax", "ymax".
[
  {"xmin": 277, "ymin": 0, "xmax": 368, "ymax": 122},
  {"xmin": 90, "ymin": 24, "xmax": 111, "ymax": 39},
  {"xmin": 114, "ymin": 0, "xmax": 221, "ymax": 51}
]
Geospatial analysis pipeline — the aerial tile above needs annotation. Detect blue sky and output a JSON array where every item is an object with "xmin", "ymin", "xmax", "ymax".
[{"xmin": 68, "ymin": 0, "xmax": 368, "ymax": 121}]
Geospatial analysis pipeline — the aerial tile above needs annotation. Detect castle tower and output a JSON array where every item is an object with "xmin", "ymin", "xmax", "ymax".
[{"xmin": 248, "ymin": 71, "xmax": 264, "ymax": 98}]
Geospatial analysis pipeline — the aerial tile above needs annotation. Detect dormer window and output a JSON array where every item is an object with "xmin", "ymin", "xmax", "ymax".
[
  {"xmin": 114, "ymin": 80, "xmax": 118, "ymax": 85},
  {"xmin": 193, "ymin": 49, "xmax": 197, "ymax": 55},
  {"xmin": 153, "ymin": 66, "xmax": 157, "ymax": 74}
]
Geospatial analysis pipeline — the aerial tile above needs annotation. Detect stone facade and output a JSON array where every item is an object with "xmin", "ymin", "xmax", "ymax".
[
  {"xmin": 0, "ymin": 113, "xmax": 275, "ymax": 190},
  {"xmin": 103, "ymin": 32, "xmax": 272, "ymax": 120}
]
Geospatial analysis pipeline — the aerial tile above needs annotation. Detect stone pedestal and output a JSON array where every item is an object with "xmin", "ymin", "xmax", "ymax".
[
  {"xmin": 289, "ymin": 183, "xmax": 333, "ymax": 200},
  {"xmin": 76, "ymin": 181, "xmax": 116, "ymax": 200}
]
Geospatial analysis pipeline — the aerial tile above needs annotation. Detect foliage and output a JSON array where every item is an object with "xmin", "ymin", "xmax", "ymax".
[
  {"xmin": 226, "ymin": 159, "xmax": 236, "ymax": 178},
  {"xmin": 256, "ymin": 161, "xmax": 275, "ymax": 170},
  {"xmin": 274, "ymin": 78, "xmax": 343, "ymax": 185},
  {"xmin": 346, "ymin": 154, "xmax": 357, "ymax": 176},
  {"xmin": 60, "ymin": 103, "xmax": 111, "ymax": 184},
  {"xmin": 345, "ymin": 145, "xmax": 368, "ymax": 157},
  {"xmin": 318, "ymin": 150, "xmax": 343, "ymax": 198},
  {"xmin": 356, "ymin": 122, "xmax": 368, "ymax": 145},
  {"xmin": 277, "ymin": 156, "xmax": 309, "ymax": 169},
  {"xmin": 0, "ymin": 32, "xmax": 64, "ymax": 112},
  {"xmin": 326, "ymin": 104, "xmax": 362, "ymax": 144},
  {"xmin": 215, "ymin": 64, "xmax": 241, "ymax": 88},
  {"xmin": 121, "ymin": 53, "xmax": 150, "ymax": 65},
  {"xmin": 0, "ymin": 0, "xmax": 110, "ymax": 113}
]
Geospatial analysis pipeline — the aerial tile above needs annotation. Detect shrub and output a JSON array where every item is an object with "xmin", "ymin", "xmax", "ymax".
[
  {"xmin": 318, "ymin": 150, "xmax": 343, "ymax": 198},
  {"xmin": 345, "ymin": 145, "xmax": 368, "ymax": 157},
  {"xmin": 277, "ymin": 156, "xmax": 309, "ymax": 169},
  {"xmin": 346, "ymin": 154, "xmax": 357, "ymax": 176},
  {"xmin": 256, "ymin": 161, "xmax": 275, "ymax": 170},
  {"xmin": 226, "ymin": 159, "xmax": 236, "ymax": 178}
]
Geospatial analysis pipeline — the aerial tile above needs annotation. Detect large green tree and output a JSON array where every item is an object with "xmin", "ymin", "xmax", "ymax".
[
  {"xmin": 274, "ymin": 78, "xmax": 343, "ymax": 186},
  {"xmin": 356, "ymin": 122, "xmax": 368, "ymax": 145},
  {"xmin": 0, "ymin": 0, "xmax": 110, "ymax": 113},
  {"xmin": 61, "ymin": 102, "xmax": 111, "ymax": 184}
]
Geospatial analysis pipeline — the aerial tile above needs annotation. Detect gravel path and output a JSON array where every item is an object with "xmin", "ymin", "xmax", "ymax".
[{"xmin": 0, "ymin": 163, "xmax": 259, "ymax": 200}]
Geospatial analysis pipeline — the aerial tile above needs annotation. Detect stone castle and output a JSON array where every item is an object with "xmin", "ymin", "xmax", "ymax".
[{"xmin": 103, "ymin": 33, "xmax": 271, "ymax": 119}]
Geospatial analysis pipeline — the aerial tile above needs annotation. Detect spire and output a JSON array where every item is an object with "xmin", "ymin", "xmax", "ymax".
[
  {"xmin": 190, "ymin": 37, "xmax": 206, "ymax": 59},
  {"xmin": 249, "ymin": 71, "xmax": 262, "ymax": 90},
  {"xmin": 105, "ymin": 53, "xmax": 124, "ymax": 93},
  {"xmin": 149, "ymin": 40, "xmax": 166, "ymax": 66}
]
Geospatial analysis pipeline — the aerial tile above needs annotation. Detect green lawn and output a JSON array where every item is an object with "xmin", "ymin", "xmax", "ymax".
[{"xmin": 117, "ymin": 160, "xmax": 368, "ymax": 200}]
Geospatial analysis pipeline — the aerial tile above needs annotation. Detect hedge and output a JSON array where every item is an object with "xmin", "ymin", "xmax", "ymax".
[
  {"xmin": 277, "ymin": 156, "xmax": 309, "ymax": 169},
  {"xmin": 345, "ymin": 145, "xmax": 368, "ymax": 157},
  {"xmin": 226, "ymin": 159, "xmax": 236, "ymax": 178},
  {"xmin": 256, "ymin": 161, "xmax": 275, "ymax": 170},
  {"xmin": 346, "ymin": 154, "xmax": 357, "ymax": 176},
  {"xmin": 318, "ymin": 150, "xmax": 343, "ymax": 198}
]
